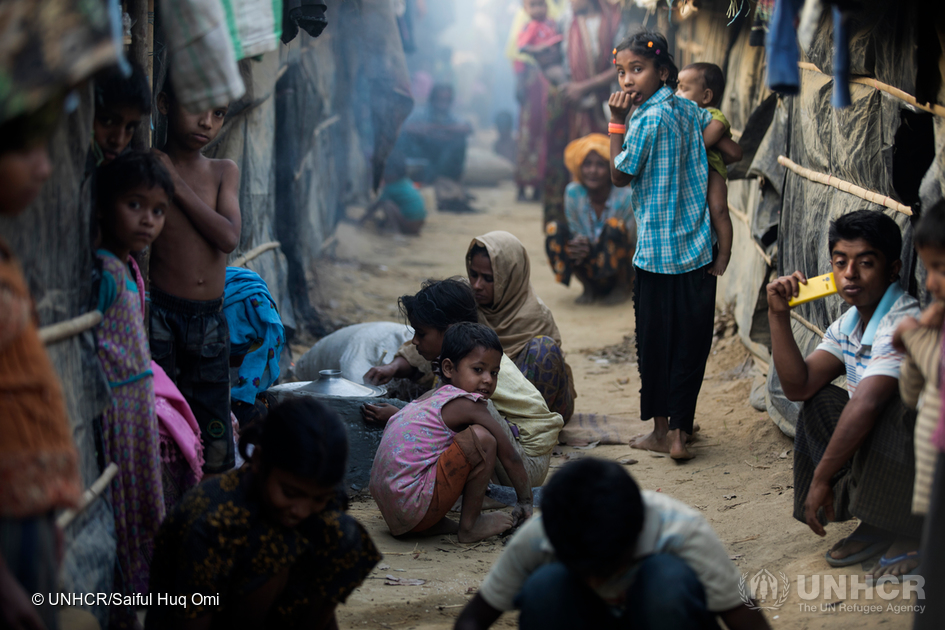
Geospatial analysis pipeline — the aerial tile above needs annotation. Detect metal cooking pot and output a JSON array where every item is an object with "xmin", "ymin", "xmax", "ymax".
[{"xmin": 268, "ymin": 369, "xmax": 387, "ymax": 399}]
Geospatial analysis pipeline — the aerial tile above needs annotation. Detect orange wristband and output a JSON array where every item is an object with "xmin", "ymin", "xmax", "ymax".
[{"xmin": 608, "ymin": 123, "xmax": 627, "ymax": 135}]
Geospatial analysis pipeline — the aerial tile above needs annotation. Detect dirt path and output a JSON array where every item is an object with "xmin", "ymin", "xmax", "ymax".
[{"xmin": 309, "ymin": 183, "xmax": 916, "ymax": 629}]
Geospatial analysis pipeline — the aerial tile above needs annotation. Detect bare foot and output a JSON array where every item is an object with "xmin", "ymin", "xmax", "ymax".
[
  {"xmin": 630, "ymin": 430, "xmax": 672, "ymax": 453},
  {"xmin": 418, "ymin": 517, "xmax": 459, "ymax": 536},
  {"xmin": 458, "ymin": 512, "xmax": 514, "ymax": 543},
  {"xmin": 669, "ymin": 429, "xmax": 694, "ymax": 460},
  {"xmin": 451, "ymin": 496, "xmax": 506, "ymax": 512}
]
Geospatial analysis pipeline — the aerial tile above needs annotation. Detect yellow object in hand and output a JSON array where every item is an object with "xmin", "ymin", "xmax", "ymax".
[{"xmin": 788, "ymin": 273, "xmax": 838, "ymax": 307}]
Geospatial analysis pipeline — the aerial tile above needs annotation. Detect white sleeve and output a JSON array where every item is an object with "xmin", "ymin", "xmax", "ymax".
[
  {"xmin": 814, "ymin": 319, "xmax": 844, "ymax": 363},
  {"xmin": 668, "ymin": 516, "xmax": 745, "ymax": 612}
]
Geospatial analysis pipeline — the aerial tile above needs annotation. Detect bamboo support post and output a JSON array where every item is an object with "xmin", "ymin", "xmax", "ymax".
[
  {"xmin": 130, "ymin": 0, "xmax": 151, "ymax": 150},
  {"xmin": 790, "ymin": 311, "xmax": 825, "ymax": 338},
  {"xmin": 232, "ymin": 241, "xmax": 281, "ymax": 267},
  {"xmin": 728, "ymin": 204, "xmax": 750, "ymax": 227},
  {"xmin": 798, "ymin": 62, "xmax": 945, "ymax": 119},
  {"xmin": 753, "ymin": 241, "xmax": 773, "ymax": 267},
  {"xmin": 39, "ymin": 311, "xmax": 103, "ymax": 346},
  {"xmin": 777, "ymin": 156, "xmax": 913, "ymax": 216},
  {"xmin": 56, "ymin": 463, "xmax": 119, "ymax": 529},
  {"xmin": 294, "ymin": 115, "xmax": 342, "ymax": 181}
]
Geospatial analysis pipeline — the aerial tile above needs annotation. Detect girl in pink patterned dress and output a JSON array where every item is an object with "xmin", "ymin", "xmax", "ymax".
[
  {"xmin": 94, "ymin": 152, "xmax": 174, "ymax": 596},
  {"xmin": 370, "ymin": 323, "xmax": 533, "ymax": 543}
]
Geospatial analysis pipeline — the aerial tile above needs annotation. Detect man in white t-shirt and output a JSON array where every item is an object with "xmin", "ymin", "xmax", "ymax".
[
  {"xmin": 767, "ymin": 209, "xmax": 922, "ymax": 580},
  {"xmin": 454, "ymin": 458, "xmax": 769, "ymax": 630}
]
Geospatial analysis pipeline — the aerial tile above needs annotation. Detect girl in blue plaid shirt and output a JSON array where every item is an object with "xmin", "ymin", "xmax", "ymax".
[{"xmin": 604, "ymin": 31, "xmax": 738, "ymax": 461}]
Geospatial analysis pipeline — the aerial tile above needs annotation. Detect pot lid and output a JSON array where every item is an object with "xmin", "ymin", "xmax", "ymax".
[{"xmin": 285, "ymin": 370, "xmax": 386, "ymax": 398}]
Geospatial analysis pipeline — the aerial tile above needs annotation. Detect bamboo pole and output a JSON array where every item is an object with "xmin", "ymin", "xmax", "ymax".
[
  {"xmin": 753, "ymin": 241, "xmax": 773, "ymax": 266},
  {"xmin": 56, "ymin": 463, "xmax": 119, "ymax": 529},
  {"xmin": 777, "ymin": 156, "xmax": 913, "ymax": 216},
  {"xmin": 728, "ymin": 203, "xmax": 750, "ymax": 227},
  {"xmin": 798, "ymin": 62, "xmax": 945, "ymax": 119},
  {"xmin": 39, "ymin": 311, "xmax": 103, "ymax": 346},
  {"xmin": 790, "ymin": 311, "xmax": 825, "ymax": 338},
  {"xmin": 130, "ymin": 0, "xmax": 150, "ymax": 150},
  {"xmin": 232, "ymin": 241, "xmax": 281, "ymax": 268}
]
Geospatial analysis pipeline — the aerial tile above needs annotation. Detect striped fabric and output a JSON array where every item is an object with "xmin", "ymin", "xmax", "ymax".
[
  {"xmin": 899, "ymin": 325, "xmax": 941, "ymax": 514},
  {"xmin": 161, "ymin": 0, "xmax": 246, "ymax": 113},
  {"xmin": 816, "ymin": 283, "xmax": 920, "ymax": 396},
  {"xmin": 614, "ymin": 86, "xmax": 713, "ymax": 275}
]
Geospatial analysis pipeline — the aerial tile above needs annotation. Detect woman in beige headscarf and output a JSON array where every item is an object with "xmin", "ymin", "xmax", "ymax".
[{"xmin": 467, "ymin": 231, "xmax": 575, "ymax": 422}]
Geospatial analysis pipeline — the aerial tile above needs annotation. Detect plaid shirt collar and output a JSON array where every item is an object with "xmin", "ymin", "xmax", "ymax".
[{"xmin": 633, "ymin": 85, "xmax": 674, "ymax": 117}]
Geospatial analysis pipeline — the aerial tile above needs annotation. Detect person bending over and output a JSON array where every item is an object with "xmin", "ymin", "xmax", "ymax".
[
  {"xmin": 359, "ymin": 151, "xmax": 425, "ymax": 235},
  {"xmin": 370, "ymin": 323, "xmax": 533, "ymax": 543},
  {"xmin": 363, "ymin": 278, "xmax": 563, "ymax": 488},
  {"xmin": 147, "ymin": 398, "xmax": 379, "ymax": 630},
  {"xmin": 767, "ymin": 209, "xmax": 921, "ymax": 579},
  {"xmin": 454, "ymin": 458, "xmax": 770, "ymax": 630}
]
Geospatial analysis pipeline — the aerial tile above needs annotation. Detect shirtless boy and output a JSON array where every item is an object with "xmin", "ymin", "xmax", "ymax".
[{"xmin": 150, "ymin": 80, "xmax": 241, "ymax": 474}]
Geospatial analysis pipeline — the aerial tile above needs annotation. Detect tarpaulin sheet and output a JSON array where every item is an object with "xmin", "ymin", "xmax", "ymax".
[{"xmin": 756, "ymin": 0, "xmax": 929, "ymax": 435}]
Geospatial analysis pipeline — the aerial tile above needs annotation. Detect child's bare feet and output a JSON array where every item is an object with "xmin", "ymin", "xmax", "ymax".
[
  {"xmin": 458, "ymin": 512, "xmax": 514, "ymax": 543},
  {"xmin": 630, "ymin": 419, "xmax": 694, "ymax": 460},
  {"xmin": 420, "ymin": 516, "xmax": 459, "ymax": 536}
]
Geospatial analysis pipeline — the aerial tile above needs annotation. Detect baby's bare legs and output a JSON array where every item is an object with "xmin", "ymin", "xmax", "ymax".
[
  {"xmin": 458, "ymin": 425, "xmax": 513, "ymax": 542},
  {"xmin": 707, "ymin": 171, "xmax": 732, "ymax": 277}
]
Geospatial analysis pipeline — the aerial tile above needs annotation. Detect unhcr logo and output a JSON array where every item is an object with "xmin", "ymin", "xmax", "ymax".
[
  {"xmin": 737, "ymin": 568, "xmax": 926, "ymax": 614},
  {"xmin": 738, "ymin": 569, "xmax": 790, "ymax": 610}
]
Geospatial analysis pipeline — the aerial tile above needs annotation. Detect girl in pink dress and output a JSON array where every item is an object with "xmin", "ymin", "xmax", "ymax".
[
  {"xmin": 93, "ymin": 152, "xmax": 173, "ymax": 597},
  {"xmin": 370, "ymin": 323, "xmax": 533, "ymax": 543}
]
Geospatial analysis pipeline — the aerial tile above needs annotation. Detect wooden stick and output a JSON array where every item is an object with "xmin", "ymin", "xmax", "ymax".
[
  {"xmin": 790, "ymin": 311, "xmax": 825, "ymax": 338},
  {"xmin": 294, "ymin": 115, "xmax": 342, "ymax": 181},
  {"xmin": 39, "ymin": 311, "xmax": 103, "ymax": 346},
  {"xmin": 798, "ymin": 62, "xmax": 945, "ymax": 119},
  {"xmin": 728, "ymin": 203, "xmax": 750, "ymax": 227},
  {"xmin": 753, "ymin": 241, "xmax": 773, "ymax": 266},
  {"xmin": 231, "ymin": 241, "xmax": 280, "ymax": 267},
  {"xmin": 745, "ymin": 460, "xmax": 771, "ymax": 469},
  {"xmin": 57, "ymin": 463, "xmax": 119, "ymax": 529},
  {"xmin": 778, "ymin": 155, "xmax": 913, "ymax": 216}
]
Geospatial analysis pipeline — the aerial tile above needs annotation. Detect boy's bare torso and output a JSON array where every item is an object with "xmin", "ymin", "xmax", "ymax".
[{"xmin": 151, "ymin": 157, "xmax": 229, "ymax": 302}]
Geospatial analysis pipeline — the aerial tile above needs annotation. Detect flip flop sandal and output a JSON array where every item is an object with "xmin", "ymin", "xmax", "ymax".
[
  {"xmin": 824, "ymin": 535, "xmax": 891, "ymax": 568},
  {"xmin": 866, "ymin": 551, "xmax": 921, "ymax": 584},
  {"xmin": 875, "ymin": 550, "xmax": 921, "ymax": 572}
]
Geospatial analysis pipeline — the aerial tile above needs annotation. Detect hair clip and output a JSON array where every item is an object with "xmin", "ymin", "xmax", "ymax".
[
  {"xmin": 647, "ymin": 41, "xmax": 653, "ymax": 48},
  {"xmin": 612, "ymin": 48, "xmax": 617, "ymax": 55},
  {"xmin": 656, "ymin": 49, "xmax": 661, "ymax": 55}
]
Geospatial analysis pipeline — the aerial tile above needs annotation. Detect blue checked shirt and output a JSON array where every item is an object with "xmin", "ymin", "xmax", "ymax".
[{"xmin": 614, "ymin": 86, "xmax": 713, "ymax": 274}]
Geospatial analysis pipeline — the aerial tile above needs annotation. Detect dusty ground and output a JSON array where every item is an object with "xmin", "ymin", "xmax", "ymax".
[{"xmin": 304, "ymin": 182, "xmax": 917, "ymax": 629}]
